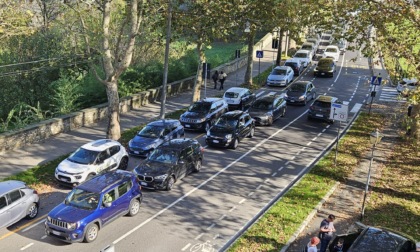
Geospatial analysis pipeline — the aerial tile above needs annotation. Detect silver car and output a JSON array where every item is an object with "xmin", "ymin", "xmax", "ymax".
[{"xmin": 0, "ymin": 180, "xmax": 39, "ymax": 228}]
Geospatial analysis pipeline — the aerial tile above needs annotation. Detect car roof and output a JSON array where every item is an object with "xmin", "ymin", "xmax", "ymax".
[
  {"xmin": 81, "ymin": 139, "xmax": 121, "ymax": 151},
  {"xmin": 302, "ymin": 42, "xmax": 314, "ymax": 46},
  {"xmin": 147, "ymin": 119, "xmax": 180, "ymax": 128},
  {"xmin": 325, "ymin": 45, "xmax": 339, "ymax": 49},
  {"xmin": 0, "ymin": 180, "xmax": 26, "ymax": 195},
  {"xmin": 77, "ymin": 170, "xmax": 133, "ymax": 193},
  {"xmin": 159, "ymin": 138, "xmax": 197, "ymax": 149},
  {"xmin": 221, "ymin": 110, "xmax": 245, "ymax": 119},
  {"xmin": 315, "ymin": 95, "xmax": 338, "ymax": 103},
  {"xmin": 318, "ymin": 58, "xmax": 334, "ymax": 63},
  {"xmin": 200, "ymin": 97, "xmax": 223, "ymax": 103},
  {"xmin": 292, "ymin": 81, "xmax": 311, "ymax": 87},
  {"xmin": 256, "ymin": 95, "xmax": 277, "ymax": 103},
  {"xmin": 295, "ymin": 49, "xmax": 310, "ymax": 54},
  {"xmin": 350, "ymin": 226, "xmax": 413, "ymax": 251},
  {"xmin": 225, "ymin": 87, "xmax": 249, "ymax": 94},
  {"xmin": 285, "ymin": 58, "xmax": 301, "ymax": 63},
  {"xmin": 273, "ymin": 66, "xmax": 290, "ymax": 70}
]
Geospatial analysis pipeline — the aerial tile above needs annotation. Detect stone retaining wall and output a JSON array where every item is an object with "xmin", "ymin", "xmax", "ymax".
[{"xmin": 0, "ymin": 34, "xmax": 273, "ymax": 153}]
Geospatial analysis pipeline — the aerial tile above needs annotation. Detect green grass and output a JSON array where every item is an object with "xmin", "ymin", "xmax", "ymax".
[
  {"xmin": 229, "ymin": 112, "xmax": 387, "ymax": 251},
  {"xmin": 206, "ymin": 42, "xmax": 248, "ymax": 68}
]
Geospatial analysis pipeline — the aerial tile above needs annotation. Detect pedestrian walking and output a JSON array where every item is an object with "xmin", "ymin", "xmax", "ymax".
[
  {"xmin": 305, "ymin": 237, "xmax": 320, "ymax": 252},
  {"xmin": 219, "ymin": 71, "xmax": 227, "ymax": 90},
  {"xmin": 319, "ymin": 214, "xmax": 336, "ymax": 252},
  {"xmin": 212, "ymin": 70, "xmax": 219, "ymax": 89}
]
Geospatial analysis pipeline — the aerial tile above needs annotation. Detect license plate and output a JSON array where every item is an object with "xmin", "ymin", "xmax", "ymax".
[
  {"xmin": 290, "ymin": 100, "xmax": 295, "ymax": 102},
  {"xmin": 60, "ymin": 177, "xmax": 69, "ymax": 182},
  {"xmin": 185, "ymin": 124, "xmax": 190, "ymax": 128},
  {"xmin": 213, "ymin": 140, "xmax": 219, "ymax": 143},
  {"xmin": 140, "ymin": 182, "xmax": 147, "ymax": 186},
  {"xmin": 228, "ymin": 99, "xmax": 234, "ymax": 103},
  {"xmin": 52, "ymin": 230, "xmax": 61, "ymax": 236},
  {"xmin": 134, "ymin": 151, "xmax": 139, "ymax": 154},
  {"xmin": 321, "ymin": 73, "xmax": 325, "ymax": 75},
  {"xmin": 316, "ymin": 114, "xmax": 323, "ymax": 117}
]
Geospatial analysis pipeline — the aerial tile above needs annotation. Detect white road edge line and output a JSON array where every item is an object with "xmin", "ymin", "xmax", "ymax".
[
  {"xmin": 271, "ymin": 172, "xmax": 277, "ymax": 177},
  {"xmin": 20, "ymin": 243, "xmax": 34, "ymax": 251},
  {"xmin": 218, "ymin": 214, "xmax": 226, "ymax": 221},
  {"xmin": 22, "ymin": 219, "xmax": 46, "ymax": 232},
  {"xmin": 248, "ymin": 192, "xmax": 254, "ymax": 197},
  {"xmin": 229, "ymin": 206, "xmax": 237, "ymax": 212},
  {"xmin": 239, "ymin": 199, "xmax": 246, "ymax": 204},
  {"xmin": 41, "ymin": 235, "xmax": 47, "ymax": 240},
  {"xmin": 112, "ymin": 108, "xmax": 309, "ymax": 245},
  {"xmin": 195, "ymin": 233, "xmax": 204, "ymax": 240},
  {"xmin": 181, "ymin": 243, "xmax": 191, "ymax": 251},
  {"xmin": 207, "ymin": 223, "xmax": 216, "ymax": 230}
]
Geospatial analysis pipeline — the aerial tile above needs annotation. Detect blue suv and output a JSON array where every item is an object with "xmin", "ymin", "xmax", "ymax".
[{"xmin": 45, "ymin": 170, "xmax": 142, "ymax": 243}]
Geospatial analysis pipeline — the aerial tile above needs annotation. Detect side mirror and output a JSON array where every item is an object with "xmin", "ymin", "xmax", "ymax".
[
  {"xmin": 104, "ymin": 202, "xmax": 112, "ymax": 208},
  {"xmin": 178, "ymin": 160, "xmax": 185, "ymax": 164}
]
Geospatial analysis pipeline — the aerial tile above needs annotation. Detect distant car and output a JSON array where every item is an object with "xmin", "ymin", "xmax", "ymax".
[
  {"xmin": 284, "ymin": 58, "xmax": 304, "ymax": 76},
  {"xmin": 323, "ymin": 45, "xmax": 340, "ymax": 62},
  {"xmin": 319, "ymin": 41, "xmax": 331, "ymax": 47},
  {"xmin": 285, "ymin": 81, "xmax": 317, "ymax": 105},
  {"xmin": 300, "ymin": 42, "xmax": 315, "ymax": 58},
  {"xmin": 206, "ymin": 110, "xmax": 255, "ymax": 149},
  {"xmin": 314, "ymin": 58, "xmax": 336, "ymax": 77},
  {"xmin": 293, "ymin": 49, "xmax": 312, "ymax": 68},
  {"xmin": 321, "ymin": 34, "xmax": 333, "ymax": 42},
  {"xmin": 55, "ymin": 139, "xmax": 129, "ymax": 186},
  {"xmin": 397, "ymin": 78, "xmax": 418, "ymax": 96},
  {"xmin": 248, "ymin": 94, "xmax": 286, "ymax": 126},
  {"xmin": 128, "ymin": 119, "xmax": 184, "ymax": 157},
  {"xmin": 179, "ymin": 98, "xmax": 228, "ymax": 132},
  {"xmin": 329, "ymin": 223, "xmax": 417, "ymax": 252},
  {"xmin": 306, "ymin": 38, "xmax": 319, "ymax": 50},
  {"xmin": 314, "ymin": 48, "xmax": 326, "ymax": 60},
  {"xmin": 134, "ymin": 138, "xmax": 204, "ymax": 191},
  {"xmin": 307, "ymin": 95, "xmax": 341, "ymax": 123},
  {"xmin": 336, "ymin": 39, "xmax": 347, "ymax": 54},
  {"xmin": 45, "ymin": 170, "xmax": 142, "ymax": 243},
  {"xmin": 223, "ymin": 87, "xmax": 256, "ymax": 111},
  {"xmin": 266, "ymin": 66, "xmax": 294, "ymax": 87},
  {"xmin": 0, "ymin": 180, "xmax": 39, "ymax": 228}
]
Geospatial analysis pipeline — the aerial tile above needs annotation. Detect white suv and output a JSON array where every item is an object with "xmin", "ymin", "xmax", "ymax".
[
  {"xmin": 293, "ymin": 50, "xmax": 312, "ymax": 68},
  {"xmin": 55, "ymin": 139, "xmax": 129, "ymax": 186},
  {"xmin": 323, "ymin": 45, "xmax": 340, "ymax": 62}
]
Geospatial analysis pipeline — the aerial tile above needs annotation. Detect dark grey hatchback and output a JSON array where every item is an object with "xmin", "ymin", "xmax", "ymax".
[
  {"xmin": 248, "ymin": 94, "xmax": 286, "ymax": 126},
  {"xmin": 284, "ymin": 81, "xmax": 317, "ymax": 105},
  {"xmin": 205, "ymin": 110, "xmax": 255, "ymax": 149}
]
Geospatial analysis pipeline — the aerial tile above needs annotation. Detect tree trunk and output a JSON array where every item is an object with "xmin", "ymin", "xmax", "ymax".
[
  {"xmin": 191, "ymin": 41, "xmax": 204, "ymax": 103},
  {"xmin": 276, "ymin": 28, "xmax": 283, "ymax": 66},
  {"xmin": 244, "ymin": 29, "xmax": 256, "ymax": 87},
  {"xmin": 105, "ymin": 80, "xmax": 121, "ymax": 140}
]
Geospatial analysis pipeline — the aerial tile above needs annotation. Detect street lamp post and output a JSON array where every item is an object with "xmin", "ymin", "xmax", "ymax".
[
  {"xmin": 360, "ymin": 129, "xmax": 383, "ymax": 221},
  {"xmin": 272, "ymin": 27, "xmax": 279, "ymax": 69}
]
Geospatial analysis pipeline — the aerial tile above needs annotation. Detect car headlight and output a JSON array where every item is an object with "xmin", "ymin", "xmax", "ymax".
[
  {"xmin": 154, "ymin": 174, "xmax": 168, "ymax": 180},
  {"xmin": 47, "ymin": 216, "xmax": 51, "ymax": 222},
  {"xmin": 206, "ymin": 131, "xmax": 210, "ymax": 137},
  {"xmin": 225, "ymin": 134, "xmax": 232, "ymax": 140},
  {"xmin": 299, "ymin": 95, "xmax": 305, "ymax": 100},
  {"xmin": 197, "ymin": 118, "xmax": 206, "ymax": 123},
  {"xmin": 328, "ymin": 69, "xmax": 334, "ymax": 72},
  {"xmin": 128, "ymin": 140, "xmax": 133, "ymax": 147},
  {"xmin": 284, "ymin": 93, "xmax": 288, "ymax": 98},
  {"xmin": 266, "ymin": 112, "xmax": 273, "ymax": 117},
  {"xmin": 67, "ymin": 222, "xmax": 78, "ymax": 230}
]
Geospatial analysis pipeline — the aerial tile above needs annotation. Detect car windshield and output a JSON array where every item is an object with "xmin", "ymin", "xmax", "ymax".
[
  {"xmin": 316, "ymin": 49, "xmax": 325, "ymax": 54},
  {"xmin": 137, "ymin": 125, "xmax": 164, "ymax": 138},
  {"xmin": 271, "ymin": 69, "xmax": 286, "ymax": 75},
  {"xmin": 215, "ymin": 117, "xmax": 238, "ymax": 128},
  {"xmin": 224, "ymin": 92, "xmax": 239, "ymax": 98},
  {"xmin": 68, "ymin": 148, "xmax": 99, "ymax": 165},
  {"xmin": 148, "ymin": 148, "xmax": 178, "ymax": 164},
  {"xmin": 294, "ymin": 53, "xmax": 308, "ymax": 58},
  {"xmin": 188, "ymin": 102, "xmax": 210, "ymax": 113},
  {"xmin": 318, "ymin": 60, "xmax": 332, "ymax": 67},
  {"xmin": 321, "ymin": 35, "xmax": 331, "ymax": 40},
  {"xmin": 285, "ymin": 62, "xmax": 297, "ymax": 68},
  {"xmin": 289, "ymin": 84, "xmax": 306, "ymax": 92},
  {"xmin": 326, "ymin": 48, "xmax": 337, "ymax": 53},
  {"xmin": 319, "ymin": 41, "xmax": 330, "ymax": 46},
  {"xmin": 301, "ymin": 45, "xmax": 312, "ymax": 50},
  {"xmin": 66, "ymin": 188, "xmax": 99, "ymax": 210},
  {"xmin": 313, "ymin": 101, "xmax": 331, "ymax": 108},
  {"xmin": 252, "ymin": 100, "xmax": 273, "ymax": 110},
  {"xmin": 307, "ymin": 39, "xmax": 316, "ymax": 44}
]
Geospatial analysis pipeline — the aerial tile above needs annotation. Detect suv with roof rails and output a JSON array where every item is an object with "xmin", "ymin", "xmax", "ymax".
[
  {"xmin": 223, "ymin": 87, "xmax": 256, "ymax": 111},
  {"xmin": 179, "ymin": 97, "xmax": 228, "ymax": 132},
  {"xmin": 55, "ymin": 139, "xmax": 129, "ymax": 186},
  {"xmin": 45, "ymin": 170, "xmax": 142, "ymax": 243},
  {"xmin": 307, "ymin": 95, "xmax": 341, "ymax": 123}
]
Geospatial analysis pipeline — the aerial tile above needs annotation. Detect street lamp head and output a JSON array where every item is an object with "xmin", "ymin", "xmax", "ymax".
[
  {"xmin": 244, "ymin": 21, "xmax": 251, "ymax": 33},
  {"xmin": 369, "ymin": 128, "xmax": 383, "ymax": 145}
]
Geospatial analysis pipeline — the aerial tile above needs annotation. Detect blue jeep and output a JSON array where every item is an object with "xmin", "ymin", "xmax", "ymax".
[{"xmin": 45, "ymin": 170, "xmax": 142, "ymax": 243}]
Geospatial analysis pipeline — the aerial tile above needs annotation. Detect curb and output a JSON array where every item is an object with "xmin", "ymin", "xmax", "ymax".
[{"xmin": 279, "ymin": 181, "xmax": 340, "ymax": 252}]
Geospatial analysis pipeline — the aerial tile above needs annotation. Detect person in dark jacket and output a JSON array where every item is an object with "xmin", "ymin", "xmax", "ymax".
[
  {"xmin": 212, "ymin": 70, "xmax": 219, "ymax": 89},
  {"xmin": 319, "ymin": 214, "xmax": 336, "ymax": 252}
]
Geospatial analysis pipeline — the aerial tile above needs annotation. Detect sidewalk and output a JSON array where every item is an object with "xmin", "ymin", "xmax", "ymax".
[
  {"xmin": 0, "ymin": 43, "xmax": 278, "ymax": 180},
  {"xmin": 284, "ymin": 55, "xmax": 402, "ymax": 251}
]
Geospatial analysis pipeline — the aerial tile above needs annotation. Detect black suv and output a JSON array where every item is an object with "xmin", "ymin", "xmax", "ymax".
[
  {"xmin": 133, "ymin": 138, "xmax": 204, "ymax": 191},
  {"xmin": 179, "ymin": 98, "xmax": 228, "ymax": 132},
  {"xmin": 205, "ymin": 110, "xmax": 255, "ymax": 149},
  {"xmin": 308, "ymin": 95, "xmax": 340, "ymax": 123},
  {"xmin": 314, "ymin": 58, "xmax": 336, "ymax": 77}
]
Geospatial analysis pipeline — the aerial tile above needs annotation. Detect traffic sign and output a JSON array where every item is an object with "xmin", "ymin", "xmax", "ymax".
[
  {"xmin": 330, "ymin": 102, "xmax": 348, "ymax": 122},
  {"xmin": 256, "ymin": 50, "xmax": 264, "ymax": 58},
  {"xmin": 371, "ymin": 74, "xmax": 382, "ymax": 85}
]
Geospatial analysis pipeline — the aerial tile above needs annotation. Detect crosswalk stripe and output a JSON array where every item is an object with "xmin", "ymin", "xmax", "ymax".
[{"xmin": 350, "ymin": 103, "xmax": 362, "ymax": 113}]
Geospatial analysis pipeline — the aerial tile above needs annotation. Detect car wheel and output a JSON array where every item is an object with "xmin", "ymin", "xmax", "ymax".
[
  {"xmin": 26, "ymin": 203, "xmax": 38, "ymax": 219},
  {"xmin": 84, "ymin": 223, "xmax": 99, "ymax": 243},
  {"xmin": 204, "ymin": 122, "xmax": 211, "ymax": 132},
  {"xmin": 166, "ymin": 176, "xmax": 175, "ymax": 191},
  {"xmin": 118, "ymin": 156, "xmax": 128, "ymax": 170},
  {"xmin": 194, "ymin": 159, "xmax": 202, "ymax": 173},
  {"xmin": 230, "ymin": 138, "xmax": 239, "ymax": 149},
  {"xmin": 127, "ymin": 199, "xmax": 141, "ymax": 216},
  {"xmin": 248, "ymin": 126, "xmax": 255, "ymax": 138}
]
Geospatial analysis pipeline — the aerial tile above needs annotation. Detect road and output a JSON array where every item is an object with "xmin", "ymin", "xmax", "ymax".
[{"xmin": 0, "ymin": 48, "xmax": 377, "ymax": 252}]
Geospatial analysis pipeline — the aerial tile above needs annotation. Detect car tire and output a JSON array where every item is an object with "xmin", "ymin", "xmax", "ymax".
[
  {"xmin": 118, "ymin": 156, "xmax": 128, "ymax": 170},
  {"xmin": 166, "ymin": 176, "xmax": 175, "ymax": 191},
  {"xmin": 230, "ymin": 138, "xmax": 239, "ymax": 149},
  {"xmin": 127, "ymin": 199, "xmax": 141, "ymax": 216},
  {"xmin": 26, "ymin": 203, "xmax": 38, "ymax": 219},
  {"xmin": 194, "ymin": 159, "xmax": 202, "ymax": 173},
  {"xmin": 248, "ymin": 126, "xmax": 255, "ymax": 138},
  {"xmin": 84, "ymin": 223, "xmax": 99, "ymax": 243}
]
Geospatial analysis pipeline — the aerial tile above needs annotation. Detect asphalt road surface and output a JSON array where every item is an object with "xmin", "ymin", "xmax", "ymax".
[{"xmin": 0, "ymin": 48, "xmax": 376, "ymax": 252}]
